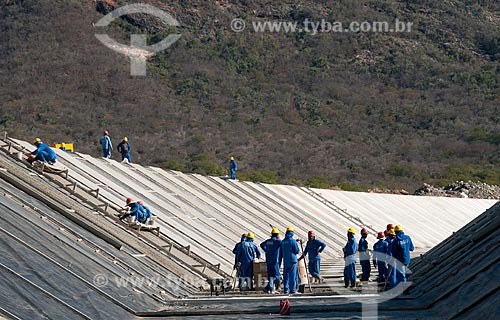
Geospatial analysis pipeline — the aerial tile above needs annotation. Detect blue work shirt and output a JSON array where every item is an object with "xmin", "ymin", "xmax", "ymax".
[
  {"xmin": 229, "ymin": 160, "xmax": 238, "ymax": 171},
  {"xmin": 343, "ymin": 236, "xmax": 358, "ymax": 264},
  {"xmin": 99, "ymin": 135, "xmax": 112, "ymax": 150},
  {"xmin": 31, "ymin": 143, "xmax": 57, "ymax": 163},
  {"xmin": 260, "ymin": 237, "xmax": 283, "ymax": 266},
  {"xmin": 237, "ymin": 239, "xmax": 261, "ymax": 264},
  {"xmin": 281, "ymin": 232, "xmax": 300, "ymax": 265},
  {"xmin": 299, "ymin": 238, "xmax": 327, "ymax": 261},
  {"xmin": 373, "ymin": 239, "xmax": 388, "ymax": 263},
  {"xmin": 393, "ymin": 232, "xmax": 414, "ymax": 265},
  {"xmin": 117, "ymin": 141, "xmax": 131, "ymax": 153},
  {"xmin": 358, "ymin": 237, "xmax": 369, "ymax": 252},
  {"xmin": 233, "ymin": 236, "xmax": 246, "ymax": 264}
]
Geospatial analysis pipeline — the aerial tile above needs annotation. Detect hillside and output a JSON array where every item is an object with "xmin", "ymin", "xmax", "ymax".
[{"xmin": 1, "ymin": 0, "xmax": 500, "ymax": 191}]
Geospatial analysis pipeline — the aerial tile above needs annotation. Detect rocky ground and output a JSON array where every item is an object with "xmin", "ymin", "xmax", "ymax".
[{"xmin": 413, "ymin": 181, "xmax": 500, "ymax": 200}]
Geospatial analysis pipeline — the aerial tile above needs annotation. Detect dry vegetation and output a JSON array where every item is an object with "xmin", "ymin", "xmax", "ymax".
[{"xmin": 1, "ymin": 0, "xmax": 500, "ymax": 191}]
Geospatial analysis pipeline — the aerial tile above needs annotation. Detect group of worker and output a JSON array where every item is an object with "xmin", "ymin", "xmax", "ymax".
[
  {"xmin": 343, "ymin": 224, "xmax": 414, "ymax": 289},
  {"xmin": 99, "ymin": 130, "xmax": 132, "ymax": 163},
  {"xmin": 232, "ymin": 224, "xmax": 413, "ymax": 293},
  {"xmin": 233, "ymin": 226, "xmax": 326, "ymax": 294},
  {"xmin": 119, "ymin": 197, "xmax": 154, "ymax": 225}
]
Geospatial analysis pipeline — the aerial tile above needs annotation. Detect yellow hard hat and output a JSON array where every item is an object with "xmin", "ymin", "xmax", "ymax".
[
  {"xmin": 230, "ymin": 156, "xmax": 234, "ymax": 160},
  {"xmin": 247, "ymin": 232, "xmax": 254, "ymax": 239},
  {"xmin": 286, "ymin": 226, "xmax": 294, "ymax": 233},
  {"xmin": 347, "ymin": 227, "xmax": 356, "ymax": 234},
  {"xmin": 34, "ymin": 137, "xmax": 41, "ymax": 144},
  {"xmin": 271, "ymin": 227, "xmax": 280, "ymax": 234},
  {"xmin": 394, "ymin": 225, "xmax": 403, "ymax": 232},
  {"xmin": 387, "ymin": 228, "xmax": 396, "ymax": 236},
  {"xmin": 123, "ymin": 137, "xmax": 128, "ymax": 142}
]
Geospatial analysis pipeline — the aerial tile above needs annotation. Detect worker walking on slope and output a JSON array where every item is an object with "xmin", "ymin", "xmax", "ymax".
[
  {"xmin": 298, "ymin": 230, "xmax": 327, "ymax": 283},
  {"xmin": 373, "ymin": 231, "xmax": 388, "ymax": 282},
  {"xmin": 229, "ymin": 156, "xmax": 238, "ymax": 180},
  {"xmin": 236, "ymin": 232, "xmax": 261, "ymax": 291},
  {"xmin": 392, "ymin": 225, "xmax": 414, "ymax": 286},
  {"xmin": 233, "ymin": 233, "xmax": 247, "ymax": 289},
  {"xmin": 117, "ymin": 137, "xmax": 131, "ymax": 163},
  {"xmin": 27, "ymin": 138, "xmax": 57, "ymax": 164},
  {"xmin": 343, "ymin": 227, "xmax": 358, "ymax": 288},
  {"xmin": 280, "ymin": 226, "xmax": 300, "ymax": 294},
  {"xmin": 99, "ymin": 130, "xmax": 112, "ymax": 158},
  {"xmin": 260, "ymin": 228, "xmax": 283, "ymax": 293},
  {"xmin": 358, "ymin": 228, "xmax": 371, "ymax": 281}
]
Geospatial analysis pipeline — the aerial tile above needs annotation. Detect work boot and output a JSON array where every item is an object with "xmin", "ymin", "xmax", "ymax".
[
  {"xmin": 344, "ymin": 280, "xmax": 349, "ymax": 288},
  {"xmin": 350, "ymin": 280, "xmax": 356, "ymax": 288}
]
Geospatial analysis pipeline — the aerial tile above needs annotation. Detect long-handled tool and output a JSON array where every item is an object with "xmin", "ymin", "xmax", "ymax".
[
  {"xmin": 299, "ymin": 239, "xmax": 312, "ymax": 293},
  {"xmin": 383, "ymin": 260, "xmax": 394, "ymax": 291}
]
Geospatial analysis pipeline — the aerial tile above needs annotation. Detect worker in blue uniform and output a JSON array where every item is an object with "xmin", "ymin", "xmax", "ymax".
[
  {"xmin": 99, "ymin": 130, "xmax": 112, "ymax": 158},
  {"xmin": 392, "ymin": 225, "xmax": 414, "ymax": 286},
  {"xmin": 28, "ymin": 138, "xmax": 57, "ymax": 164},
  {"xmin": 236, "ymin": 232, "xmax": 261, "ymax": 291},
  {"xmin": 120, "ymin": 198, "xmax": 148, "ymax": 223},
  {"xmin": 386, "ymin": 228, "xmax": 397, "ymax": 289},
  {"xmin": 232, "ymin": 233, "xmax": 247, "ymax": 289},
  {"xmin": 229, "ymin": 156, "xmax": 238, "ymax": 180},
  {"xmin": 358, "ymin": 227, "xmax": 371, "ymax": 281},
  {"xmin": 280, "ymin": 226, "xmax": 300, "ymax": 294},
  {"xmin": 117, "ymin": 137, "xmax": 131, "ymax": 163},
  {"xmin": 373, "ymin": 231, "xmax": 388, "ymax": 282},
  {"xmin": 260, "ymin": 228, "xmax": 283, "ymax": 293},
  {"xmin": 298, "ymin": 230, "xmax": 327, "ymax": 283},
  {"xmin": 343, "ymin": 227, "xmax": 358, "ymax": 288}
]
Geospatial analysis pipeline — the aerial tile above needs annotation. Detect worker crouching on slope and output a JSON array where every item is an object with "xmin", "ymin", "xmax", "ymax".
[
  {"xmin": 260, "ymin": 228, "xmax": 283, "ymax": 293},
  {"xmin": 27, "ymin": 138, "xmax": 57, "ymax": 164},
  {"xmin": 298, "ymin": 230, "xmax": 327, "ymax": 283},
  {"xmin": 281, "ymin": 226, "xmax": 300, "ymax": 294},
  {"xmin": 119, "ymin": 198, "xmax": 150, "ymax": 224},
  {"xmin": 236, "ymin": 232, "xmax": 261, "ymax": 291},
  {"xmin": 392, "ymin": 225, "xmax": 414, "ymax": 287},
  {"xmin": 373, "ymin": 231, "xmax": 388, "ymax": 282},
  {"xmin": 358, "ymin": 228, "xmax": 371, "ymax": 281},
  {"xmin": 343, "ymin": 227, "xmax": 358, "ymax": 288}
]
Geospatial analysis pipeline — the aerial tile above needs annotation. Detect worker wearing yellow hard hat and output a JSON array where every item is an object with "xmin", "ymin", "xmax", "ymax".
[
  {"xmin": 281, "ymin": 226, "xmax": 300, "ymax": 294},
  {"xmin": 260, "ymin": 227, "xmax": 282, "ymax": 293},
  {"xmin": 117, "ymin": 137, "xmax": 131, "ymax": 163},
  {"xmin": 343, "ymin": 227, "xmax": 358, "ymax": 288},
  {"xmin": 27, "ymin": 137, "xmax": 57, "ymax": 165},
  {"xmin": 384, "ymin": 227, "xmax": 397, "ymax": 288},
  {"xmin": 236, "ymin": 231, "xmax": 261, "ymax": 291},
  {"xmin": 229, "ymin": 156, "xmax": 238, "ymax": 180},
  {"xmin": 391, "ymin": 224, "xmax": 414, "ymax": 288}
]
